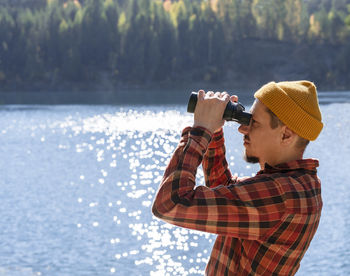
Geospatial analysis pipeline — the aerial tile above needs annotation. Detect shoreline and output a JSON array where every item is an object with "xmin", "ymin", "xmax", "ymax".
[
  {"xmin": 1, "ymin": 89, "xmax": 349, "ymax": 106},
  {"xmin": 0, "ymin": 79, "xmax": 349, "ymax": 105},
  {"xmin": 0, "ymin": 79, "xmax": 257, "ymax": 105}
]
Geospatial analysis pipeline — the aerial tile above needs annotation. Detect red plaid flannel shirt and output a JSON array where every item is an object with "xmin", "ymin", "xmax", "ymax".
[{"xmin": 152, "ymin": 126, "xmax": 322, "ymax": 275}]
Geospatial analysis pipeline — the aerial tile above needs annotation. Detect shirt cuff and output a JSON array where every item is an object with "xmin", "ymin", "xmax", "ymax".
[
  {"xmin": 190, "ymin": 126, "xmax": 213, "ymax": 154},
  {"xmin": 181, "ymin": 126, "xmax": 192, "ymax": 138},
  {"xmin": 207, "ymin": 128, "xmax": 225, "ymax": 149},
  {"xmin": 181, "ymin": 126, "xmax": 213, "ymax": 152}
]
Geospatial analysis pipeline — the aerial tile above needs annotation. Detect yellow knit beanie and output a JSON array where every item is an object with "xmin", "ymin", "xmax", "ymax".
[{"xmin": 254, "ymin": 80, "xmax": 323, "ymax": 141}]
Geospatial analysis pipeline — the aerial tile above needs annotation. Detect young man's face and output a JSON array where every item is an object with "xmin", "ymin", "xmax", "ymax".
[{"xmin": 238, "ymin": 100, "xmax": 283, "ymax": 168}]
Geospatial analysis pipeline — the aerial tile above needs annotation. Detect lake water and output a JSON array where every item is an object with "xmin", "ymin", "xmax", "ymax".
[{"xmin": 0, "ymin": 91, "xmax": 350, "ymax": 276}]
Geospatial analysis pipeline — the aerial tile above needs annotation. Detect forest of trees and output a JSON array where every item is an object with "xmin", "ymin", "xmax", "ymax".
[{"xmin": 1, "ymin": 0, "xmax": 350, "ymax": 91}]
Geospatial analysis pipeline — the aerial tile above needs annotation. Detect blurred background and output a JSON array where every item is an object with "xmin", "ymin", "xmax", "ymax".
[
  {"xmin": 1, "ymin": 0, "xmax": 350, "ymax": 103},
  {"xmin": 1, "ymin": 1, "xmax": 350, "ymax": 276}
]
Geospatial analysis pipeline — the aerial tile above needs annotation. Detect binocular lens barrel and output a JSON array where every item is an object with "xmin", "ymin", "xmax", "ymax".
[{"xmin": 187, "ymin": 92, "xmax": 252, "ymax": 125}]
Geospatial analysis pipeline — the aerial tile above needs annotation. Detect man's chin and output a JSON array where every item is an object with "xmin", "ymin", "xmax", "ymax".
[{"xmin": 244, "ymin": 153, "xmax": 259, "ymax": 164}]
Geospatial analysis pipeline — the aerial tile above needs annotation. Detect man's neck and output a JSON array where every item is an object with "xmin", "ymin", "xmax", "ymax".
[{"xmin": 260, "ymin": 153, "xmax": 303, "ymax": 170}]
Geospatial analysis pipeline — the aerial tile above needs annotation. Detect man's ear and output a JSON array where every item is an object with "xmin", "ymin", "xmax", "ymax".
[{"xmin": 281, "ymin": 126, "xmax": 297, "ymax": 146}]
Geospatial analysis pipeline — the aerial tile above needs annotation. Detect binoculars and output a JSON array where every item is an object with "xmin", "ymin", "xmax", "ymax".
[{"xmin": 187, "ymin": 92, "xmax": 252, "ymax": 125}]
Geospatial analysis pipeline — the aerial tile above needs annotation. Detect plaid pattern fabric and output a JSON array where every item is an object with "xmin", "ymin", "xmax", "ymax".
[{"xmin": 152, "ymin": 127, "xmax": 322, "ymax": 275}]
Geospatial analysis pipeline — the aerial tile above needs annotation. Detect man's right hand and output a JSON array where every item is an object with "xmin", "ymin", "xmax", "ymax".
[{"xmin": 193, "ymin": 90, "xmax": 238, "ymax": 133}]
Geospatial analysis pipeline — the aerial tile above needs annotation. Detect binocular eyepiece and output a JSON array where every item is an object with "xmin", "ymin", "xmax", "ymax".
[{"xmin": 187, "ymin": 92, "xmax": 252, "ymax": 125}]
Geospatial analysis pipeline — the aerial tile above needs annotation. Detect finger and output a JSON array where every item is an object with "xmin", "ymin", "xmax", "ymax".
[
  {"xmin": 230, "ymin": 95, "xmax": 238, "ymax": 102},
  {"xmin": 214, "ymin": 91, "xmax": 221, "ymax": 98},
  {"xmin": 221, "ymin": 91, "xmax": 229, "ymax": 98},
  {"xmin": 222, "ymin": 93, "xmax": 230, "ymax": 102},
  {"xmin": 207, "ymin": 91, "xmax": 214, "ymax": 97},
  {"xmin": 198, "ymin": 90, "xmax": 205, "ymax": 101}
]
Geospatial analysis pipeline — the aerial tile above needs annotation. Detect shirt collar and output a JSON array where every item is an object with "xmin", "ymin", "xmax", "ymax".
[{"xmin": 257, "ymin": 159, "xmax": 319, "ymax": 175}]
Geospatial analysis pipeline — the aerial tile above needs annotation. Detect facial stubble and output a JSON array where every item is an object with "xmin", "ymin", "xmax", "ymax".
[
  {"xmin": 244, "ymin": 152, "xmax": 260, "ymax": 164},
  {"xmin": 243, "ymin": 135, "xmax": 259, "ymax": 164}
]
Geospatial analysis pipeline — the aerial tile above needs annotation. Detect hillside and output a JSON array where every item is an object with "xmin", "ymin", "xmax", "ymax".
[{"xmin": 0, "ymin": 0, "xmax": 350, "ymax": 92}]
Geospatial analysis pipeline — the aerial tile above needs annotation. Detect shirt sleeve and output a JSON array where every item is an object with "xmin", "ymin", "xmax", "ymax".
[
  {"xmin": 202, "ymin": 128, "xmax": 234, "ymax": 188},
  {"xmin": 152, "ymin": 127, "xmax": 286, "ymax": 240}
]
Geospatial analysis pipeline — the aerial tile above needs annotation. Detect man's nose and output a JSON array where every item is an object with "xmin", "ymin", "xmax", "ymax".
[{"xmin": 238, "ymin": 124, "xmax": 249, "ymax": 135}]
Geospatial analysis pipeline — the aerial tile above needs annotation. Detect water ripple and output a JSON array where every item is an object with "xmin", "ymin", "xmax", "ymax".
[{"xmin": 0, "ymin": 104, "xmax": 349, "ymax": 275}]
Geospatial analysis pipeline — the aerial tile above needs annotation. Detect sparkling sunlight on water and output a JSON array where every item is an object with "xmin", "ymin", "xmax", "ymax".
[{"xmin": 0, "ymin": 99, "xmax": 349, "ymax": 275}]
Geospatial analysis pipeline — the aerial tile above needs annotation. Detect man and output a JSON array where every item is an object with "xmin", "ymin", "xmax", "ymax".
[{"xmin": 152, "ymin": 81, "xmax": 323, "ymax": 275}]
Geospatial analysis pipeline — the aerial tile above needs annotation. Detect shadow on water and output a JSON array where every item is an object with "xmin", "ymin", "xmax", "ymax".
[{"xmin": 0, "ymin": 89, "xmax": 349, "ymax": 106}]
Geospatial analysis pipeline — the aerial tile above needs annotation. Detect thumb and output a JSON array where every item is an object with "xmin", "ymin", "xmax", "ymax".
[
  {"xmin": 230, "ymin": 95, "xmax": 238, "ymax": 103},
  {"xmin": 198, "ymin": 90, "xmax": 205, "ymax": 101}
]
